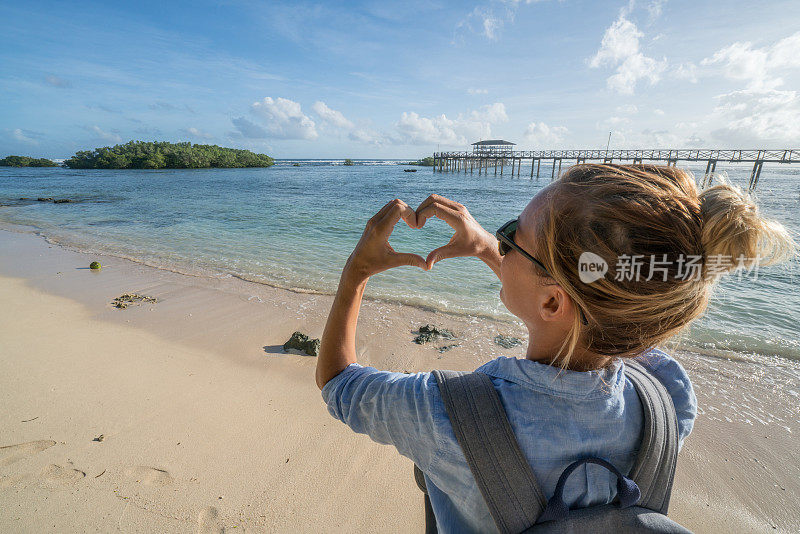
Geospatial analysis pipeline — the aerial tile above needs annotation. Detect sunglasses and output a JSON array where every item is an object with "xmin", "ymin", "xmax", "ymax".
[{"xmin": 496, "ymin": 218, "xmax": 589, "ymax": 325}]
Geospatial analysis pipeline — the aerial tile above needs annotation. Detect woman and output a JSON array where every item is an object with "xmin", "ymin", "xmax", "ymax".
[{"xmin": 315, "ymin": 164, "xmax": 794, "ymax": 532}]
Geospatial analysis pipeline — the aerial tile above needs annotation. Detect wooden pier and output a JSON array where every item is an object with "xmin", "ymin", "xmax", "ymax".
[{"xmin": 433, "ymin": 147, "xmax": 800, "ymax": 190}]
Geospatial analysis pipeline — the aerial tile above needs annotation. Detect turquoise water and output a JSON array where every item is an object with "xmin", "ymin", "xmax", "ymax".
[{"xmin": 1, "ymin": 160, "xmax": 798, "ymax": 359}]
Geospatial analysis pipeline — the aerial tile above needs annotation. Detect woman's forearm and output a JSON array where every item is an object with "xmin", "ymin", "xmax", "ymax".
[{"xmin": 316, "ymin": 271, "xmax": 368, "ymax": 390}]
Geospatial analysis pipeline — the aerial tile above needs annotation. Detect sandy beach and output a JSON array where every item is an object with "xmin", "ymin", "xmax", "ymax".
[{"xmin": 1, "ymin": 227, "xmax": 798, "ymax": 533}]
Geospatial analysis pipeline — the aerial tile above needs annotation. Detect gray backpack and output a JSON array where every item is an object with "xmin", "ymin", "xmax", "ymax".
[{"xmin": 414, "ymin": 360, "xmax": 691, "ymax": 533}]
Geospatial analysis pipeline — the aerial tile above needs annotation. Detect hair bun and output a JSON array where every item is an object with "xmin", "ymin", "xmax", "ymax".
[{"xmin": 698, "ymin": 181, "xmax": 795, "ymax": 276}]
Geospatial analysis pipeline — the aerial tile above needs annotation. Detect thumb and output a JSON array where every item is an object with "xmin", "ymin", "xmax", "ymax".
[
  {"xmin": 392, "ymin": 252, "xmax": 428, "ymax": 270},
  {"xmin": 426, "ymin": 245, "xmax": 460, "ymax": 270}
]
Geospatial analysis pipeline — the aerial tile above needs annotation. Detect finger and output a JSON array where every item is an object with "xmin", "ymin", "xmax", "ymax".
[
  {"xmin": 367, "ymin": 198, "xmax": 402, "ymax": 228},
  {"xmin": 390, "ymin": 252, "xmax": 427, "ymax": 270},
  {"xmin": 426, "ymin": 243, "xmax": 463, "ymax": 269},
  {"xmin": 415, "ymin": 194, "xmax": 463, "ymax": 215},
  {"xmin": 376, "ymin": 201, "xmax": 417, "ymax": 237},
  {"xmin": 416, "ymin": 202, "xmax": 462, "ymax": 229}
]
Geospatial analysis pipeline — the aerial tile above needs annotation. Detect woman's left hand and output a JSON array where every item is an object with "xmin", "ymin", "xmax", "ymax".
[{"xmin": 342, "ymin": 199, "xmax": 427, "ymax": 283}]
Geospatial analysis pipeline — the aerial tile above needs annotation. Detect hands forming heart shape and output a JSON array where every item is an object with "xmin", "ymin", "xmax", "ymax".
[{"xmin": 343, "ymin": 194, "xmax": 497, "ymax": 282}]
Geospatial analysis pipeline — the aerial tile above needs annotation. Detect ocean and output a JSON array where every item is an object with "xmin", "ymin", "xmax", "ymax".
[{"xmin": 1, "ymin": 159, "xmax": 798, "ymax": 360}]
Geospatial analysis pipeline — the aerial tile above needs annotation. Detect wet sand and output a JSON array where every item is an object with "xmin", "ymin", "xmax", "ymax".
[{"xmin": 0, "ymin": 228, "xmax": 797, "ymax": 533}]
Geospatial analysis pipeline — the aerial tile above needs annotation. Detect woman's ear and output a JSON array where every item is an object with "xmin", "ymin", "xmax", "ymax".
[{"xmin": 539, "ymin": 285, "xmax": 575, "ymax": 323}]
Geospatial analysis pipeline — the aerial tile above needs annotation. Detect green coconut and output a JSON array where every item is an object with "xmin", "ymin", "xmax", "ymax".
[{"xmin": 89, "ymin": 261, "xmax": 101, "ymax": 270}]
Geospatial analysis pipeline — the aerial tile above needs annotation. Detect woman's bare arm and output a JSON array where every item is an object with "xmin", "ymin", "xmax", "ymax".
[{"xmin": 316, "ymin": 199, "xmax": 426, "ymax": 390}]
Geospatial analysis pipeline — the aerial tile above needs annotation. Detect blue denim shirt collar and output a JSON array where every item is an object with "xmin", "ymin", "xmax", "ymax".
[{"xmin": 476, "ymin": 356, "xmax": 626, "ymax": 400}]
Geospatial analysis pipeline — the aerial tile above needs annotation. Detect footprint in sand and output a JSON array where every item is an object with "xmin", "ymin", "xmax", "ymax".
[
  {"xmin": 123, "ymin": 466, "xmax": 173, "ymax": 486},
  {"xmin": 41, "ymin": 463, "xmax": 86, "ymax": 483},
  {"xmin": 197, "ymin": 506, "xmax": 225, "ymax": 533},
  {"xmin": 0, "ymin": 474, "xmax": 28, "ymax": 488},
  {"xmin": 0, "ymin": 439, "xmax": 56, "ymax": 467}
]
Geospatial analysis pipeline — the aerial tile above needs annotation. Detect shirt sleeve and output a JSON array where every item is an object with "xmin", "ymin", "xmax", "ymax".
[
  {"xmin": 321, "ymin": 363, "xmax": 443, "ymax": 471},
  {"xmin": 634, "ymin": 349, "xmax": 698, "ymax": 449}
]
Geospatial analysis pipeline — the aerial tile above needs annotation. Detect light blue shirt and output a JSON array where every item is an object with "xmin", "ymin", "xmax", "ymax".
[{"xmin": 322, "ymin": 349, "xmax": 697, "ymax": 533}]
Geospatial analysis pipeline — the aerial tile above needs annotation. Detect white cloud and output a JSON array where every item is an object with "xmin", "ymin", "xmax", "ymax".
[
  {"xmin": 701, "ymin": 32, "xmax": 800, "ymax": 91},
  {"xmin": 468, "ymin": 88, "xmax": 488, "ymax": 95},
  {"xmin": 646, "ymin": 0, "xmax": 667, "ymax": 22},
  {"xmin": 455, "ymin": 3, "xmax": 516, "ymax": 42},
  {"xmin": 250, "ymin": 97, "xmax": 318, "ymax": 140},
  {"xmin": 653, "ymin": 108, "xmax": 665, "ymax": 115},
  {"xmin": 673, "ymin": 62, "xmax": 698, "ymax": 83},
  {"xmin": 522, "ymin": 122, "xmax": 568, "ymax": 146},
  {"xmin": 394, "ymin": 102, "xmax": 508, "ymax": 146},
  {"xmin": 607, "ymin": 54, "xmax": 666, "ymax": 94},
  {"xmin": 87, "ymin": 125, "xmax": 122, "ymax": 144},
  {"xmin": 312, "ymin": 101, "xmax": 354, "ymax": 129},
  {"xmin": 396, "ymin": 113, "xmax": 470, "ymax": 145},
  {"xmin": 183, "ymin": 127, "xmax": 213, "ymax": 140},
  {"xmin": 348, "ymin": 128, "xmax": 384, "ymax": 145},
  {"xmin": 470, "ymin": 102, "xmax": 509, "ymax": 124},
  {"xmin": 616, "ymin": 104, "xmax": 638, "ymax": 114},
  {"xmin": 597, "ymin": 116, "xmax": 632, "ymax": 129},
  {"xmin": 12, "ymin": 128, "xmax": 39, "ymax": 145},
  {"xmin": 589, "ymin": 16, "xmax": 642, "ymax": 68},
  {"xmin": 231, "ymin": 117, "xmax": 268, "ymax": 139},
  {"xmin": 709, "ymin": 88, "xmax": 800, "ymax": 145},
  {"xmin": 589, "ymin": 15, "xmax": 666, "ymax": 94}
]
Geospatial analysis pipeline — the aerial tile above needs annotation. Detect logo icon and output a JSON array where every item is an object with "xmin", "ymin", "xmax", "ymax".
[{"xmin": 578, "ymin": 252, "xmax": 608, "ymax": 284}]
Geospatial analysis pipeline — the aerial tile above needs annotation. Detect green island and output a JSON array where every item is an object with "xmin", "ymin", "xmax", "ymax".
[
  {"xmin": 0, "ymin": 155, "xmax": 58, "ymax": 167},
  {"xmin": 399, "ymin": 156, "xmax": 434, "ymax": 166},
  {"xmin": 63, "ymin": 141, "xmax": 274, "ymax": 169}
]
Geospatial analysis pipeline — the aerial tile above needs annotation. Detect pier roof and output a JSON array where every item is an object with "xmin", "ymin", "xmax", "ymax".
[{"xmin": 471, "ymin": 140, "xmax": 516, "ymax": 146}]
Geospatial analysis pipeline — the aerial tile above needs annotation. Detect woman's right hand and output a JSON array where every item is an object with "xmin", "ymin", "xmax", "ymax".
[{"xmin": 415, "ymin": 194, "xmax": 500, "ymax": 274}]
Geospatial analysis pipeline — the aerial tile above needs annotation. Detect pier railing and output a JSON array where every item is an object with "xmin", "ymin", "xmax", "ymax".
[{"xmin": 432, "ymin": 148, "xmax": 799, "ymax": 190}]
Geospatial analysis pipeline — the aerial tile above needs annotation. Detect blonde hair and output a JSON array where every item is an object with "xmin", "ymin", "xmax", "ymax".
[{"xmin": 533, "ymin": 164, "xmax": 796, "ymax": 370}]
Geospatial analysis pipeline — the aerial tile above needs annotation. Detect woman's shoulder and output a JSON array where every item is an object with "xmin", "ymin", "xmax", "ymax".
[{"xmin": 630, "ymin": 348, "xmax": 698, "ymax": 445}]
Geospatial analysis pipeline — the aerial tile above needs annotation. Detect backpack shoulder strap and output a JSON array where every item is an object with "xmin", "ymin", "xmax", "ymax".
[
  {"xmin": 623, "ymin": 359, "xmax": 680, "ymax": 515},
  {"xmin": 433, "ymin": 370, "xmax": 546, "ymax": 534}
]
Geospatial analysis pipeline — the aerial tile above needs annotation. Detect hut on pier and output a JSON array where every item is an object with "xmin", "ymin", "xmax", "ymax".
[{"xmin": 472, "ymin": 139, "xmax": 515, "ymax": 155}]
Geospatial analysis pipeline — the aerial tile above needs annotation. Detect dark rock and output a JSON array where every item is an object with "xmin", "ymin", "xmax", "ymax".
[
  {"xmin": 111, "ymin": 293, "xmax": 158, "ymax": 309},
  {"xmin": 37, "ymin": 197, "xmax": 53, "ymax": 202},
  {"xmin": 283, "ymin": 331, "xmax": 320, "ymax": 356},
  {"xmin": 53, "ymin": 199, "xmax": 72, "ymax": 203},
  {"xmin": 494, "ymin": 335, "xmax": 523, "ymax": 349},
  {"xmin": 437, "ymin": 344, "xmax": 460, "ymax": 353},
  {"xmin": 414, "ymin": 324, "xmax": 456, "ymax": 344},
  {"xmin": 19, "ymin": 197, "xmax": 29, "ymax": 200}
]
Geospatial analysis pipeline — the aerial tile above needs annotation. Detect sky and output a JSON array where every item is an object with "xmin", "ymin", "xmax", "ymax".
[{"xmin": 1, "ymin": 0, "xmax": 799, "ymax": 159}]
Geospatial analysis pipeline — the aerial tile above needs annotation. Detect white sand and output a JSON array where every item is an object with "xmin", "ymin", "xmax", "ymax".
[{"xmin": 0, "ymin": 229, "xmax": 797, "ymax": 533}]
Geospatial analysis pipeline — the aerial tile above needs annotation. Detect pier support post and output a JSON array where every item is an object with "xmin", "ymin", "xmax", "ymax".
[
  {"xmin": 536, "ymin": 158, "xmax": 541, "ymax": 179},
  {"xmin": 551, "ymin": 159, "xmax": 556, "ymax": 179},
  {"xmin": 557, "ymin": 158, "xmax": 562, "ymax": 178},
  {"xmin": 530, "ymin": 158, "xmax": 535, "ymax": 178},
  {"xmin": 703, "ymin": 159, "xmax": 717, "ymax": 187},
  {"xmin": 749, "ymin": 160, "xmax": 764, "ymax": 191}
]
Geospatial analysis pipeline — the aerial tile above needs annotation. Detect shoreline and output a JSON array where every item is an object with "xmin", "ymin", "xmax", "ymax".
[
  {"xmin": 1, "ymin": 221, "xmax": 796, "ymax": 364},
  {"xmin": 0, "ymin": 220, "xmax": 519, "ymax": 326},
  {"xmin": 1, "ymin": 228, "xmax": 799, "ymax": 532}
]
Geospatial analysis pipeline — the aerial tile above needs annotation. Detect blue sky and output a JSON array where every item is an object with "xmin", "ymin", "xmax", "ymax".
[{"xmin": 2, "ymin": 0, "xmax": 799, "ymax": 158}]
